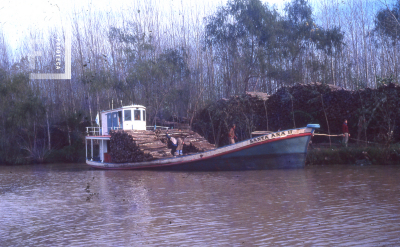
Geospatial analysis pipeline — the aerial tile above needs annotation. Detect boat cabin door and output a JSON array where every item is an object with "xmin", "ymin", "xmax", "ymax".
[
  {"xmin": 118, "ymin": 111, "xmax": 122, "ymax": 128},
  {"xmin": 107, "ymin": 111, "xmax": 123, "ymax": 131},
  {"xmin": 107, "ymin": 113, "xmax": 112, "ymax": 132}
]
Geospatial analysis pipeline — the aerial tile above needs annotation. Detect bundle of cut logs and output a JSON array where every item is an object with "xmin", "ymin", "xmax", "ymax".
[
  {"xmin": 109, "ymin": 127, "xmax": 216, "ymax": 163},
  {"xmin": 108, "ymin": 131, "xmax": 154, "ymax": 163},
  {"xmin": 193, "ymin": 82, "xmax": 400, "ymax": 146}
]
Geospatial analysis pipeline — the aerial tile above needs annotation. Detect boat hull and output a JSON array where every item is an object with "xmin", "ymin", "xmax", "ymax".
[
  {"xmin": 86, "ymin": 127, "xmax": 315, "ymax": 171},
  {"xmin": 156, "ymin": 137, "xmax": 310, "ymax": 171}
]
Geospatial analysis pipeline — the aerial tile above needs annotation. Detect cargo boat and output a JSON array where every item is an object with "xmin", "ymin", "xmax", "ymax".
[{"xmin": 85, "ymin": 105, "xmax": 319, "ymax": 170}]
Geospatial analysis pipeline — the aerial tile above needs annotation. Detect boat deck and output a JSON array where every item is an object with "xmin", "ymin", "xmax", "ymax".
[{"xmin": 86, "ymin": 127, "xmax": 316, "ymax": 170}]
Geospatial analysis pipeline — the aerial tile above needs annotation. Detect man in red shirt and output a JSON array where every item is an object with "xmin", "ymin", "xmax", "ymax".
[{"xmin": 342, "ymin": 119, "xmax": 350, "ymax": 147}]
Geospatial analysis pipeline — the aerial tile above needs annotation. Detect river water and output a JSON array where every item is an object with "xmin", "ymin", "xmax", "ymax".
[{"xmin": 1, "ymin": 163, "xmax": 400, "ymax": 246}]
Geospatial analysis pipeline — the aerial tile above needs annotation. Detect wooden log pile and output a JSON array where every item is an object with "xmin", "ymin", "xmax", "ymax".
[
  {"xmin": 124, "ymin": 130, "xmax": 173, "ymax": 160},
  {"xmin": 158, "ymin": 129, "xmax": 216, "ymax": 152},
  {"xmin": 193, "ymin": 82, "xmax": 400, "ymax": 146},
  {"xmin": 109, "ymin": 131, "xmax": 154, "ymax": 163},
  {"xmin": 192, "ymin": 91, "xmax": 269, "ymax": 147},
  {"xmin": 109, "ymin": 127, "xmax": 216, "ymax": 163}
]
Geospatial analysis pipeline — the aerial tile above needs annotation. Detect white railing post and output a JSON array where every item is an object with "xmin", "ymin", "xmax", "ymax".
[
  {"xmin": 101, "ymin": 139, "xmax": 104, "ymax": 163},
  {"xmin": 86, "ymin": 127, "xmax": 101, "ymax": 136},
  {"xmin": 91, "ymin": 139, "xmax": 93, "ymax": 161},
  {"xmin": 85, "ymin": 138, "xmax": 88, "ymax": 160}
]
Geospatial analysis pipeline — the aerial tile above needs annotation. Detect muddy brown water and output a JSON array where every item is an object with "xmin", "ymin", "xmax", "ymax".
[{"xmin": 1, "ymin": 163, "xmax": 400, "ymax": 246}]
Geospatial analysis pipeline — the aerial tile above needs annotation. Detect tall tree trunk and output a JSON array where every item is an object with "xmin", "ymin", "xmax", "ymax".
[
  {"xmin": 46, "ymin": 111, "xmax": 51, "ymax": 150},
  {"xmin": 321, "ymin": 94, "xmax": 331, "ymax": 147}
]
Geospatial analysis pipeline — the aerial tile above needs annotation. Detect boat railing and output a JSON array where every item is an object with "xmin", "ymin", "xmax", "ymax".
[
  {"xmin": 146, "ymin": 126, "xmax": 170, "ymax": 130},
  {"xmin": 86, "ymin": 127, "xmax": 101, "ymax": 136},
  {"xmin": 106, "ymin": 127, "xmax": 123, "ymax": 133},
  {"xmin": 251, "ymin": 131, "xmax": 273, "ymax": 138}
]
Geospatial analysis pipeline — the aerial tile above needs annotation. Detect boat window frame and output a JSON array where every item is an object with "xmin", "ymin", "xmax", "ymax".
[
  {"xmin": 124, "ymin": 109, "xmax": 132, "ymax": 121},
  {"xmin": 142, "ymin": 110, "xmax": 146, "ymax": 121},
  {"xmin": 134, "ymin": 109, "xmax": 141, "ymax": 121}
]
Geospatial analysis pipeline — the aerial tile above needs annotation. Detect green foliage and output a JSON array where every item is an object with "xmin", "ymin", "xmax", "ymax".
[
  {"xmin": 374, "ymin": 1, "xmax": 400, "ymax": 41},
  {"xmin": 0, "ymin": 69, "xmax": 91, "ymax": 165},
  {"xmin": 0, "ymin": 72, "xmax": 47, "ymax": 164},
  {"xmin": 306, "ymin": 146, "xmax": 400, "ymax": 165},
  {"xmin": 125, "ymin": 47, "xmax": 190, "ymax": 122},
  {"xmin": 204, "ymin": 0, "xmax": 344, "ymax": 89},
  {"xmin": 108, "ymin": 23, "xmax": 154, "ymax": 62},
  {"xmin": 361, "ymin": 81, "xmax": 400, "ymax": 145},
  {"xmin": 46, "ymin": 139, "xmax": 86, "ymax": 163},
  {"xmin": 107, "ymin": 23, "xmax": 193, "ymax": 122},
  {"xmin": 376, "ymin": 75, "xmax": 397, "ymax": 87}
]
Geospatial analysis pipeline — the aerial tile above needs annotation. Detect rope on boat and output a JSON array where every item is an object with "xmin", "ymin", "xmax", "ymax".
[
  {"xmin": 314, "ymin": 133, "xmax": 382, "ymax": 145},
  {"xmin": 313, "ymin": 133, "xmax": 343, "ymax": 137}
]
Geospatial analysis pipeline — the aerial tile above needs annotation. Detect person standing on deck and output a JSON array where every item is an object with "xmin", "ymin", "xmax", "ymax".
[
  {"xmin": 342, "ymin": 119, "xmax": 350, "ymax": 147},
  {"xmin": 166, "ymin": 130, "xmax": 178, "ymax": 156},
  {"xmin": 228, "ymin": 124, "xmax": 237, "ymax": 144},
  {"xmin": 176, "ymin": 129, "xmax": 184, "ymax": 156}
]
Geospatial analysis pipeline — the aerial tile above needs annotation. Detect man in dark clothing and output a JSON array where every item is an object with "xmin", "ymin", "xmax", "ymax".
[{"xmin": 342, "ymin": 119, "xmax": 350, "ymax": 147}]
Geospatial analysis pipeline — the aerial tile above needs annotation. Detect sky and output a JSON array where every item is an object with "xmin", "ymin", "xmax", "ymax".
[
  {"xmin": 0, "ymin": 0, "xmax": 288, "ymax": 53},
  {"xmin": 1, "ymin": 0, "xmax": 397, "ymax": 56}
]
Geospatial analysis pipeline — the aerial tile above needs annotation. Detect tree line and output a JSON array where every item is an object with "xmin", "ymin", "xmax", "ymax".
[{"xmin": 0, "ymin": 0, "xmax": 399, "ymax": 164}]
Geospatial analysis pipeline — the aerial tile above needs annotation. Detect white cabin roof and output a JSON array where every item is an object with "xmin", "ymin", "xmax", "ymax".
[{"xmin": 101, "ymin": 105, "xmax": 146, "ymax": 113}]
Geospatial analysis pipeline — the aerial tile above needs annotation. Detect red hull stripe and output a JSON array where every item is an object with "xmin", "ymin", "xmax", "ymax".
[{"xmin": 87, "ymin": 132, "xmax": 311, "ymax": 170}]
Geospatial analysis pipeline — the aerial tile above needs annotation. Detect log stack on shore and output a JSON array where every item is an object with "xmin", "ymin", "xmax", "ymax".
[
  {"xmin": 109, "ymin": 127, "xmax": 216, "ymax": 163},
  {"xmin": 193, "ymin": 82, "xmax": 400, "ymax": 147}
]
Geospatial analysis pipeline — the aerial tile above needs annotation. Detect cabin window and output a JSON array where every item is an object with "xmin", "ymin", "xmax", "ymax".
[
  {"xmin": 124, "ymin": 110, "xmax": 131, "ymax": 121},
  {"xmin": 134, "ymin": 109, "xmax": 141, "ymax": 120},
  {"xmin": 142, "ymin": 110, "xmax": 146, "ymax": 121}
]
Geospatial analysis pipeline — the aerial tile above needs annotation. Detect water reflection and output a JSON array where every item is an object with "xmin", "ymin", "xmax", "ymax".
[{"xmin": 0, "ymin": 164, "xmax": 399, "ymax": 246}]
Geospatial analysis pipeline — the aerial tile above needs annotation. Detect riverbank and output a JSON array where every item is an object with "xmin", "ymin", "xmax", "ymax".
[
  {"xmin": 2, "ymin": 141, "xmax": 400, "ymax": 167},
  {"xmin": 306, "ymin": 145, "xmax": 400, "ymax": 166}
]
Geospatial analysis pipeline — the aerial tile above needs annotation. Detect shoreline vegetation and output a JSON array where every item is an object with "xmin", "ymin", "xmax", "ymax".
[
  {"xmin": 3, "ymin": 82, "xmax": 400, "ymax": 166},
  {"xmin": 1, "ymin": 0, "xmax": 400, "ymax": 165},
  {"xmin": 3, "ymin": 145, "xmax": 400, "ymax": 167},
  {"xmin": 306, "ymin": 145, "xmax": 400, "ymax": 166}
]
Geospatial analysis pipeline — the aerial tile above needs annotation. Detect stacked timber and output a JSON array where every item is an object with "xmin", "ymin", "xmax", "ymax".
[
  {"xmin": 194, "ymin": 82, "xmax": 400, "ymax": 146},
  {"xmin": 159, "ymin": 129, "xmax": 216, "ymax": 152},
  {"xmin": 109, "ymin": 127, "xmax": 216, "ymax": 163},
  {"xmin": 124, "ymin": 130, "xmax": 173, "ymax": 160},
  {"xmin": 109, "ymin": 131, "xmax": 154, "ymax": 163},
  {"xmin": 246, "ymin": 91, "xmax": 269, "ymax": 101}
]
